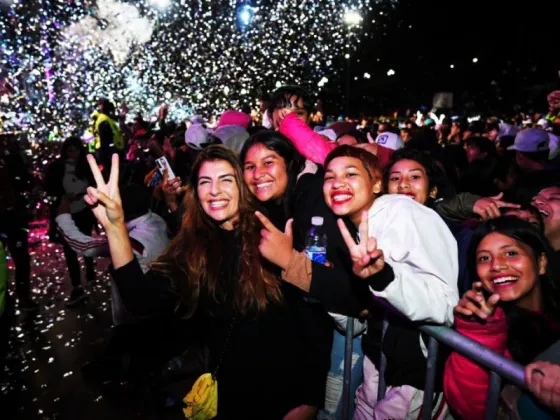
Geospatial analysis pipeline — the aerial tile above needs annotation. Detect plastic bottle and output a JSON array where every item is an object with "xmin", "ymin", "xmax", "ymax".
[{"xmin": 305, "ymin": 216, "xmax": 327, "ymax": 265}]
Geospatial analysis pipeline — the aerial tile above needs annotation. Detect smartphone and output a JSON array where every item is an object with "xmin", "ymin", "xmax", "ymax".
[{"xmin": 155, "ymin": 156, "xmax": 176, "ymax": 180}]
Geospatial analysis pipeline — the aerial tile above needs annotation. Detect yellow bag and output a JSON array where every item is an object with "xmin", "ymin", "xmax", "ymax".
[
  {"xmin": 183, "ymin": 373, "xmax": 218, "ymax": 420},
  {"xmin": 183, "ymin": 315, "xmax": 235, "ymax": 420}
]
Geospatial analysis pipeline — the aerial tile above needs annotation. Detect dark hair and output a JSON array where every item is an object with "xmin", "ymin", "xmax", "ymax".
[
  {"xmin": 407, "ymin": 127, "xmax": 440, "ymax": 152},
  {"xmin": 98, "ymin": 98, "xmax": 115, "ymax": 116},
  {"xmin": 60, "ymin": 136, "xmax": 90, "ymax": 181},
  {"xmin": 121, "ymin": 184, "xmax": 151, "ymax": 222},
  {"xmin": 385, "ymin": 148, "xmax": 455, "ymax": 203},
  {"xmin": 240, "ymin": 131, "xmax": 306, "ymax": 217},
  {"xmin": 470, "ymin": 217, "xmax": 560, "ymax": 363},
  {"xmin": 151, "ymin": 145, "xmax": 282, "ymax": 318},
  {"xmin": 519, "ymin": 150, "xmax": 550, "ymax": 163},
  {"xmin": 336, "ymin": 129, "xmax": 368, "ymax": 144},
  {"xmin": 502, "ymin": 205, "xmax": 544, "ymax": 233},
  {"xmin": 440, "ymin": 144, "xmax": 468, "ymax": 189},
  {"xmin": 269, "ymin": 85, "xmax": 314, "ymax": 115},
  {"xmin": 465, "ymin": 136, "xmax": 498, "ymax": 160},
  {"xmin": 324, "ymin": 145, "xmax": 384, "ymax": 193},
  {"xmin": 497, "ymin": 135, "xmax": 515, "ymax": 151}
]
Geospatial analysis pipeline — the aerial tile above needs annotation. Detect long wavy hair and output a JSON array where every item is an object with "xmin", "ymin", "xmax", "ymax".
[
  {"xmin": 61, "ymin": 136, "xmax": 91, "ymax": 181},
  {"xmin": 470, "ymin": 217, "xmax": 560, "ymax": 363},
  {"xmin": 151, "ymin": 145, "xmax": 282, "ymax": 318},
  {"xmin": 240, "ymin": 131, "xmax": 306, "ymax": 218}
]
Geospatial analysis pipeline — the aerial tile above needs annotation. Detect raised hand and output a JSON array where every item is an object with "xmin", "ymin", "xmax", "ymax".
[
  {"xmin": 161, "ymin": 169, "xmax": 184, "ymax": 212},
  {"xmin": 338, "ymin": 211, "xmax": 384, "ymax": 279},
  {"xmin": 454, "ymin": 282, "xmax": 500, "ymax": 320},
  {"xmin": 255, "ymin": 211, "xmax": 294, "ymax": 270},
  {"xmin": 473, "ymin": 192, "xmax": 520, "ymax": 220},
  {"xmin": 85, "ymin": 154, "xmax": 124, "ymax": 230}
]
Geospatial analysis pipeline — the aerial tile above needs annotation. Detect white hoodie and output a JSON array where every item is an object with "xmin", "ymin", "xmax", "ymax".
[{"xmin": 367, "ymin": 194, "xmax": 459, "ymax": 326}]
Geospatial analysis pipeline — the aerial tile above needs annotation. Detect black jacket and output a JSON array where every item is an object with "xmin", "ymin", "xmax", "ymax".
[{"xmin": 112, "ymin": 228, "xmax": 329, "ymax": 419}]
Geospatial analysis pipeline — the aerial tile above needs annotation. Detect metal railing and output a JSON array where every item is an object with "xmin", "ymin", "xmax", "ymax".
[{"xmin": 340, "ymin": 313, "xmax": 527, "ymax": 420}]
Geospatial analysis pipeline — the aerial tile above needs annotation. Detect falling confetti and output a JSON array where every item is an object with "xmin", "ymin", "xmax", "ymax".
[{"xmin": 0, "ymin": 0, "xmax": 379, "ymax": 140}]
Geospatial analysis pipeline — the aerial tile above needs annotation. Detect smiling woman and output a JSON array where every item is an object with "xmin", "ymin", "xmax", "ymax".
[
  {"xmin": 444, "ymin": 216, "xmax": 560, "ymax": 419},
  {"xmin": 196, "ymin": 160, "xmax": 240, "ymax": 230},
  {"xmin": 83, "ymin": 148, "xmax": 327, "ymax": 419}
]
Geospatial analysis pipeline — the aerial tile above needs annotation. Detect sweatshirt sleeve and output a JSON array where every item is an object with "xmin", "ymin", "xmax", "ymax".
[
  {"xmin": 370, "ymin": 200, "xmax": 459, "ymax": 326},
  {"xmin": 56, "ymin": 214, "xmax": 110, "ymax": 258},
  {"xmin": 279, "ymin": 113, "xmax": 336, "ymax": 165},
  {"xmin": 444, "ymin": 308, "xmax": 509, "ymax": 420},
  {"xmin": 111, "ymin": 258, "xmax": 175, "ymax": 317},
  {"xmin": 434, "ymin": 192, "xmax": 480, "ymax": 223},
  {"xmin": 282, "ymin": 250, "xmax": 369, "ymax": 317}
]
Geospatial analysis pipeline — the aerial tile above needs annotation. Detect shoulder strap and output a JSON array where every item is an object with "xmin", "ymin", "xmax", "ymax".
[{"xmin": 212, "ymin": 315, "xmax": 236, "ymax": 379}]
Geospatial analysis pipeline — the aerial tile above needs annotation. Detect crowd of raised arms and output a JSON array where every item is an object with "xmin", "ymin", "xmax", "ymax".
[{"xmin": 1, "ymin": 84, "xmax": 560, "ymax": 419}]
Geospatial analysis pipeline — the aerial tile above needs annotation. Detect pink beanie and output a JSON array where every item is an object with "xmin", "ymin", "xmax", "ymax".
[{"xmin": 216, "ymin": 110, "xmax": 252, "ymax": 130}]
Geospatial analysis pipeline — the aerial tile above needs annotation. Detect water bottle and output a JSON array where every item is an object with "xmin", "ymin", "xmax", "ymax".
[{"xmin": 305, "ymin": 216, "xmax": 327, "ymax": 265}]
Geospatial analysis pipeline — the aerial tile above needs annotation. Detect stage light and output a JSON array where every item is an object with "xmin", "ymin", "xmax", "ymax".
[
  {"xmin": 238, "ymin": 4, "xmax": 255, "ymax": 27},
  {"xmin": 343, "ymin": 10, "xmax": 362, "ymax": 26}
]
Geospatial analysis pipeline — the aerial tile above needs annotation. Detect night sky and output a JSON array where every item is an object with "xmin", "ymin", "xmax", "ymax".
[{"xmin": 337, "ymin": 0, "xmax": 558, "ymax": 114}]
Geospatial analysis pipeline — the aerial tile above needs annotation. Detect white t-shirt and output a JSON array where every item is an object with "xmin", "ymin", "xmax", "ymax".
[{"xmin": 62, "ymin": 162, "xmax": 88, "ymax": 214}]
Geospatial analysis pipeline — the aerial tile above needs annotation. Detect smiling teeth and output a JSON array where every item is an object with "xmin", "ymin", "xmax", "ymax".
[
  {"xmin": 493, "ymin": 276, "xmax": 519, "ymax": 285},
  {"xmin": 256, "ymin": 182, "xmax": 273, "ymax": 189},
  {"xmin": 210, "ymin": 201, "xmax": 228, "ymax": 208},
  {"xmin": 540, "ymin": 210, "xmax": 550, "ymax": 217},
  {"xmin": 333, "ymin": 195, "xmax": 352, "ymax": 202}
]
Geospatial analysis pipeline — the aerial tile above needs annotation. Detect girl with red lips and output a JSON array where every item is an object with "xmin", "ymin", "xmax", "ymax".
[
  {"xmin": 263, "ymin": 145, "xmax": 459, "ymax": 419},
  {"xmin": 444, "ymin": 217, "xmax": 560, "ymax": 419}
]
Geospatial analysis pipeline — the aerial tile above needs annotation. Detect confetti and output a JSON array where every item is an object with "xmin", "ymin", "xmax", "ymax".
[{"xmin": 0, "ymin": 0, "xmax": 376, "ymax": 139}]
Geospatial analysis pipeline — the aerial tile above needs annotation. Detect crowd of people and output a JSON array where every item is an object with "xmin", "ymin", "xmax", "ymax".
[{"xmin": 1, "ymin": 84, "xmax": 560, "ymax": 419}]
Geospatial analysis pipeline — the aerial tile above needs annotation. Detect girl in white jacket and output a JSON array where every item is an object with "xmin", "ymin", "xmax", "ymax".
[{"xmin": 257, "ymin": 145, "xmax": 459, "ymax": 419}]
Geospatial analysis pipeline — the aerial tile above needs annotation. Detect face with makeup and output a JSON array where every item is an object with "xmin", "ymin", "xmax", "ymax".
[
  {"xmin": 387, "ymin": 159, "xmax": 436, "ymax": 205},
  {"xmin": 197, "ymin": 160, "xmax": 240, "ymax": 230},
  {"xmin": 243, "ymin": 143, "xmax": 289, "ymax": 203},
  {"xmin": 323, "ymin": 156, "xmax": 381, "ymax": 226},
  {"xmin": 475, "ymin": 232, "xmax": 546, "ymax": 310}
]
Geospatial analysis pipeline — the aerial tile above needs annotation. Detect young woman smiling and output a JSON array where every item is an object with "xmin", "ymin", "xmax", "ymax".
[
  {"xmin": 242, "ymin": 132, "xmax": 368, "ymax": 419},
  {"xmin": 84, "ymin": 147, "xmax": 323, "ymax": 419},
  {"xmin": 385, "ymin": 148, "xmax": 474, "ymax": 295},
  {"xmin": 260, "ymin": 145, "xmax": 459, "ymax": 418},
  {"xmin": 444, "ymin": 217, "xmax": 560, "ymax": 419}
]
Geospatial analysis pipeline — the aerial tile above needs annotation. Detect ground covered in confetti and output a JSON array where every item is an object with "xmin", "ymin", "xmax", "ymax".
[{"xmin": 0, "ymin": 220, "xmax": 168, "ymax": 420}]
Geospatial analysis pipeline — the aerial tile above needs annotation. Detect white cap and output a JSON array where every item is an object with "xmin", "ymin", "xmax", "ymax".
[
  {"xmin": 311, "ymin": 216, "xmax": 324, "ymax": 226},
  {"xmin": 375, "ymin": 132, "xmax": 404, "ymax": 151},
  {"xmin": 536, "ymin": 119, "xmax": 550, "ymax": 129}
]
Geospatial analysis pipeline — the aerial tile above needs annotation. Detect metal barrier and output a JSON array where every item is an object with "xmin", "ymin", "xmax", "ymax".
[{"xmin": 341, "ymin": 313, "xmax": 527, "ymax": 420}]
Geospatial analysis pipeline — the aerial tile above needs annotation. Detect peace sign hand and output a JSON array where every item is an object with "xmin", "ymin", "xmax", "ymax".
[
  {"xmin": 255, "ymin": 211, "xmax": 294, "ymax": 270},
  {"xmin": 338, "ymin": 211, "xmax": 385, "ymax": 279},
  {"xmin": 85, "ymin": 154, "xmax": 125, "ymax": 231}
]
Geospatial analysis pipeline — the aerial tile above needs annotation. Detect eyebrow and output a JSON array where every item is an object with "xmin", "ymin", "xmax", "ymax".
[
  {"xmin": 390, "ymin": 167, "xmax": 424, "ymax": 175},
  {"xmin": 198, "ymin": 173, "xmax": 235, "ymax": 181},
  {"xmin": 476, "ymin": 244, "xmax": 517, "ymax": 254}
]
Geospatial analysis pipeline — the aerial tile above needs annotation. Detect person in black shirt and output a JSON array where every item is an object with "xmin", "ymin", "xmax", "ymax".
[{"xmin": 82, "ymin": 147, "xmax": 325, "ymax": 419}]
